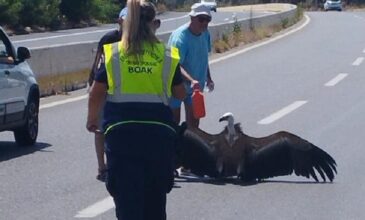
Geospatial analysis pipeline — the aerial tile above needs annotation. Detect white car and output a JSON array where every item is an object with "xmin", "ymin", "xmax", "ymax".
[
  {"xmin": 324, "ymin": 0, "xmax": 343, "ymax": 11},
  {"xmin": 200, "ymin": 0, "xmax": 217, "ymax": 12},
  {"xmin": 0, "ymin": 26, "xmax": 40, "ymax": 146}
]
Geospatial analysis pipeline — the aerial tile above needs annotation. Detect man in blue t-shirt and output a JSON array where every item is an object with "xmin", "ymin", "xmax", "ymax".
[
  {"xmin": 88, "ymin": 7, "xmax": 127, "ymax": 86},
  {"xmin": 168, "ymin": 3, "xmax": 215, "ymax": 128}
]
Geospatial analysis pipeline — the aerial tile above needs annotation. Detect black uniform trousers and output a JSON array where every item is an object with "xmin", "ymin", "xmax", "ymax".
[{"xmin": 105, "ymin": 123, "xmax": 176, "ymax": 220}]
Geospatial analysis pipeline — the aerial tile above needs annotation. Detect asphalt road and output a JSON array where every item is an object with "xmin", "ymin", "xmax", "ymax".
[
  {"xmin": 1, "ymin": 11, "xmax": 365, "ymax": 220},
  {"xmin": 9, "ymin": 10, "xmax": 270, "ymax": 49}
]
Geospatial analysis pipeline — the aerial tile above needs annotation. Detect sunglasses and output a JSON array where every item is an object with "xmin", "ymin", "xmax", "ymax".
[
  {"xmin": 197, "ymin": 16, "xmax": 211, "ymax": 23},
  {"xmin": 153, "ymin": 19, "xmax": 161, "ymax": 27}
]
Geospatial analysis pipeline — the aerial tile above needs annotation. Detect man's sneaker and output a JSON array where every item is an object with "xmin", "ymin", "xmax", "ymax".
[{"xmin": 178, "ymin": 167, "xmax": 192, "ymax": 176}]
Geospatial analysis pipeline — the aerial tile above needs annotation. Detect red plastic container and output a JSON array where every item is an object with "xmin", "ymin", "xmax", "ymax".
[{"xmin": 192, "ymin": 84, "xmax": 206, "ymax": 119}]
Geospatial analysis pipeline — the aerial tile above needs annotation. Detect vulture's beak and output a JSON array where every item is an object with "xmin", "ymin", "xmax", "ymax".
[
  {"xmin": 219, "ymin": 112, "xmax": 234, "ymax": 122},
  {"xmin": 219, "ymin": 116, "xmax": 228, "ymax": 122}
]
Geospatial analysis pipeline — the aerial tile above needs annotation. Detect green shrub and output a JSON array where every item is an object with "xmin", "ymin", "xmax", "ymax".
[
  {"xmin": 60, "ymin": 0, "xmax": 121, "ymax": 23},
  {"xmin": 19, "ymin": 0, "xmax": 60, "ymax": 27},
  {"xmin": 92, "ymin": 0, "xmax": 121, "ymax": 23},
  {"xmin": 0, "ymin": 0, "xmax": 23, "ymax": 26}
]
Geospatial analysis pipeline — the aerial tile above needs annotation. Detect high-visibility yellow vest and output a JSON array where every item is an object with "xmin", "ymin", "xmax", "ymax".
[{"xmin": 103, "ymin": 41, "xmax": 180, "ymax": 105}]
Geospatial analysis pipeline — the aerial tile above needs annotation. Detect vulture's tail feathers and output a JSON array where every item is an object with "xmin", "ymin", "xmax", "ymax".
[{"xmin": 245, "ymin": 137, "xmax": 337, "ymax": 182}]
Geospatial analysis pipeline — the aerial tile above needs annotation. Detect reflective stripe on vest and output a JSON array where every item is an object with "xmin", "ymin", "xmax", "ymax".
[
  {"xmin": 104, "ymin": 42, "xmax": 179, "ymax": 105},
  {"xmin": 104, "ymin": 120, "xmax": 176, "ymax": 135}
]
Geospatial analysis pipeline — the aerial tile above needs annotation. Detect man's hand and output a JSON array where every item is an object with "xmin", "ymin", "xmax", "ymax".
[
  {"xmin": 206, "ymin": 79, "xmax": 214, "ymax": 92},
  {"xmin": 191, "ymin": 80, "xmax": 200, "ymax": 89}
]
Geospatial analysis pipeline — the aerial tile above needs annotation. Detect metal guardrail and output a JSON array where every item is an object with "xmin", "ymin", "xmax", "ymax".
[{"xmin": 28, "ymin": 4, "xmax": 297, "ymax": 79}]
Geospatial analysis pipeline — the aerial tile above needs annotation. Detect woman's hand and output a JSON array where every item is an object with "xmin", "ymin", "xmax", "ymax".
[{"xmin": 86, "ymin": 119, "xmax": 98, "ymax": 133}]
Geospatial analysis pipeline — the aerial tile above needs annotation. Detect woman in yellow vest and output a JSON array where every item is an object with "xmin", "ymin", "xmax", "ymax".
[{"xmin": 86, "ymin": 0, "xmax": 185, "ymax": 219}]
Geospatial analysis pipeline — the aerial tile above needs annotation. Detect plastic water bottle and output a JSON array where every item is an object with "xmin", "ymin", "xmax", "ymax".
[{"xmin": 192, "ymin": 84, "xmax": 206, "ymax": 119}]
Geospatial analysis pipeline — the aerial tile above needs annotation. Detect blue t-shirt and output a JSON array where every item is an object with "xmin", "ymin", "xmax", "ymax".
[{"xmin": 168, "ymin": 24, "xmax": 211, "ymax": 93}]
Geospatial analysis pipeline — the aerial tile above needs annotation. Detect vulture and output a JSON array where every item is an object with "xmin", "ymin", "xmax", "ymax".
[{"xmin": 175, "ymin": 112, "xmax": 337, "ymax": 182}]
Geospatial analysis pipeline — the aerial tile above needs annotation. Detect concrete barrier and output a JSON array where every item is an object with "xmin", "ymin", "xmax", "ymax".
[{"xmin": 28, "ymin": 4, "xmax": 298, "ymax": 79}]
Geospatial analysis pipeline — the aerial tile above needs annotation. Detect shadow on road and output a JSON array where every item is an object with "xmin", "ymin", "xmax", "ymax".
[
  {"xmin": 0, "ymin": 141, "xmax": 52, "ymax": 162},
  {"xmin": 174, "ymin": 174, "xmax": 332, "ymax": 188},
  {"xmin": 174, "ymin": 175, "xmax": 258, "ymax": 187}
]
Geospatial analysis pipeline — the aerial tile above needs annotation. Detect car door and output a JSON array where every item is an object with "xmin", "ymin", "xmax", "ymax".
[
  {"xmin": 0, "ymin": 33, "xmax": 10, "ymax": 125},
  {"xmin": 0, "ymin": 66, "xmax": 6, "ymax": 125},
  {"xmin": 0, "ymin": 29, "xmax": 26, "ymax": 124}
]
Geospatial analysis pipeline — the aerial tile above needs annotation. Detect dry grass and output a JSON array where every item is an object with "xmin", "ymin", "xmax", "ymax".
[
  {"xmin": 156, "ymin": 3, "xmax": 168, "ymax": 13},
  {"xmin": 37, "ymin": 69, "xmax": 89, "ymax": 97},
  {"xmin": 213, "ymin": 6, "xmax": 303, "ymax": 54}
]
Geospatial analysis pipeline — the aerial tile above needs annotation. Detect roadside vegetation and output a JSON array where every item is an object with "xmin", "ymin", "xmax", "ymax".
[
  {"xmin": 0, "ymin": 0, "xmax": 124, "ymax": 34},
  {"xmin": 1, "ymin": 0, "xmax": 365, "ymax": 35},
  {"xmin": 213, "ymin": 4, "xmax": 304, "ymax": 53}
]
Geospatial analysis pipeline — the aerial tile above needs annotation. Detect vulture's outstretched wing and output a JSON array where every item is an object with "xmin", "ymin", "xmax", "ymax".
[
  {"xmin": 242, "ymin": 132, "xmax": 337, "ymax": 182},
  {"xmin": 176, "ymin": 125, "xmax": 220, "ymax": 178}
]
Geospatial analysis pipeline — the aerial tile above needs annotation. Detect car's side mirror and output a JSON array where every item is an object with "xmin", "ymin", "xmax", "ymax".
[{"xmin": 17, "ymin": 47, "xmax": 31, "ymax": 62}]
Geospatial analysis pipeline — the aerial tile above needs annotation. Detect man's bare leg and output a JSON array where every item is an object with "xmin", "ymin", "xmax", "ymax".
[{"xmin": 95, "ymin": 132, "xmax": 106, "ymax": 181}]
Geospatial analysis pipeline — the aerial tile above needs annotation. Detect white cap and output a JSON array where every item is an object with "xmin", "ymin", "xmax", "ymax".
[
  {"xmin": 119, "ymin": 7, "xmax": 128, "ymax": 19},
  {"xmin": 189, "ymin": 3, "xmax": 211, "ymax": 17}
]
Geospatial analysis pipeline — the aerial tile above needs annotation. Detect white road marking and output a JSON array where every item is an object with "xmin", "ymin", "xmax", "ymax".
[
  {"xmin": 353, "ymin": 15, "xmax": 365, "ymax": 21},
  {"xmin": 13, "ymin": 29, "xmax": 115, "ymax": 44},
  {"xmin": 210, "ymin": 14, "xmax": 310, "ymax": 64},
  {"xmin": 29, "ymin": 40, "xmax": 102, "ymax": 50},
  {"xmin": 352, "ymin": 57, "xmax": 364, "ymax": 66},
  {"xmin": 74, "ymin": 196, "xmax": 114, "ymax": 218},
  {"xmin": 258, "ymin": 101, "xmax": 307, "ymax": 125},
  {"xmin": 363, "ymin": 48, "xmax": 365, "ymax": 53},
  {"xmin": 324, "ymin": 73, "xmax": 348, "ymax": 87},
  {"xmin": 160, "ymin": 14, "xmax": 188, "ymax": 22},
  {"xmin": 39, "ymin": 94, "xmax": 88, "ymax": 110}
]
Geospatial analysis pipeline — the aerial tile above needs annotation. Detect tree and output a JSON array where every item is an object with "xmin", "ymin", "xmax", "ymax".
[
  {"xmin": 0, "ymin": 0, "xmax": 23, "ymax": 26},
  {"xmin": 60, "ymin": 0, "xmax": 121, "ymax": 23},
  {"xmin": 19, "ymin": 0, "xmax": 60, "ymax": 27}
]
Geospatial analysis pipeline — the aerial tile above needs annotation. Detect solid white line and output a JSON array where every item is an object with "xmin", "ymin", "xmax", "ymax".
[
  {"xmin": 210, "ymin": 14, "xmax": 310, "ymax": 65},
  {"xmin": 258, "ymin": 101, "xmax": 307, "ymax": 125},
  {"xmin": 324, "ymin": 73, "xmax": 348, "ymax": 87},
  {"xmin": 74, "ymin": 196, "xmax": 114, "ymax": 218},
  {"xmin": 161, "ymin": 14, "xmax": 189, "ymax": 22},
  {"xmin": 39, "ymin": 94, "xmax": 88, "ymax": 110},
  {"xmin": 13, "ymin": 29, "xmax": 115, "ymax": 44},
  {"xmin": 352, "ymin": 57, "xmax": 364, "ymax": 66},
  {"xmin": 363, "ymin": 48, "xmax": 365, "ymax": 53},
  {"xmin": 13, "ymin": 16, "xmax": 187, "ymax": 44}
]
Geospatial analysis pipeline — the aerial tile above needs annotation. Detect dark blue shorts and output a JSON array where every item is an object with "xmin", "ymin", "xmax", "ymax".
[{"xmin": 169, "ymin": 95, "xmax": 192, "ymax": 109}]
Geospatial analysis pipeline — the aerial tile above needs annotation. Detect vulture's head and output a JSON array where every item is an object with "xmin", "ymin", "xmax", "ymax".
[
  {"xmin": 219, "ymin": 112, "xmax": 238, "ymax": 146},
  {"xmin": 219, "ymin": 112, "xmax": 234, "ymax": 124}
]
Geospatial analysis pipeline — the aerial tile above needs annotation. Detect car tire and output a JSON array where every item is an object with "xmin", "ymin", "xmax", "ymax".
[{"xmin": 14, "ymin": 95, "xmax": 39, "ymax": 146}]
